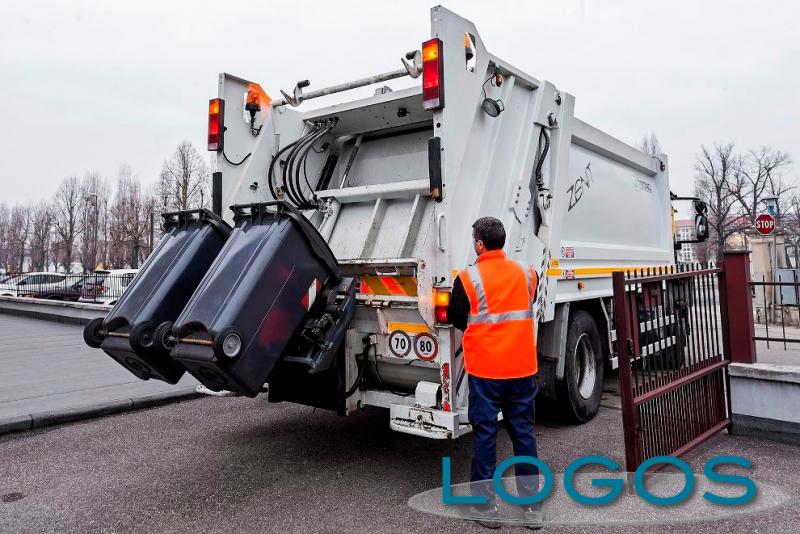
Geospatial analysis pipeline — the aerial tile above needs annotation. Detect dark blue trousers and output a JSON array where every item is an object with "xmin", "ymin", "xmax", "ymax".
[{"xmin": 468, "ymin": 374, "xmax": 539, "ymax": 504}]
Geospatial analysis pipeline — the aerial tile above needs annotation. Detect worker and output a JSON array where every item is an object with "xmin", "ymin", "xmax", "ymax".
[{"xmin": 447, "ymin": 216, "xmax": 542, "ymax": 530}]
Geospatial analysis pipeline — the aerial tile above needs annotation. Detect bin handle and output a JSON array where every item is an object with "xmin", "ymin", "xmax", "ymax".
[{"xmin": 436, "ymin": 213, "xmax": 446, "ymax": 252}]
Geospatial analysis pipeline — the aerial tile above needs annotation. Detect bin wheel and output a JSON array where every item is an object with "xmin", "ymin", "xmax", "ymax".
[
  {"xmin": 214, "ymin": 327, "xmax": 244, "ymax": 359},
  {"xmin": 130, "ymin": 321, "xmax": 157, "ymax": 351},
  {"xmin": 83, "ymin": 317, "xmax": 106, "ymax": 348},
  {"xmin": 155, "ymin": 321, "xmax": 177, "ymax": 351}
]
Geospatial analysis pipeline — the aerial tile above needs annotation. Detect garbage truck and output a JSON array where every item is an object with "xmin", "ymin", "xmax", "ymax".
[{"xmin": 84, "ymin": 6, "xmax": 708, "ymax": 438}]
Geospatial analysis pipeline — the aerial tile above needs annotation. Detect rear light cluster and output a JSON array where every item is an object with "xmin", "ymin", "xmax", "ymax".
[
  {"xmin": 422, "ymin": 38, "xmax": 444, "ymax": 111},
  {"xmin": 208, "ymin": 98, "xmax": 225, "ymax": 152},
  {"xmin": 434, "ymin": 288, "xmax": 450, "ymax": 323}
]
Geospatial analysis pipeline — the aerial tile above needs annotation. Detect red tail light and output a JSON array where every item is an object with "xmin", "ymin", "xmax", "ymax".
[
  {"xmin": 422, "ymin": 38, "xmax": 444, "ymax": 110},
  {"xmin": 208, "ymin": 98, "xmax": 225, "ymax": 151}
]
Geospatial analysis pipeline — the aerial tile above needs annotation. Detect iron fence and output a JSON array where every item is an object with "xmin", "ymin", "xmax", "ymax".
[
  {"xmin": 612, "ymin": 264, "xmax": 730, "ymax": 472},
  {"xmin": 751, "ymin": 270, "xmax": 800, "ymax": 349},
  {"xmin": 0, "ymin": 272, "xmax": 137, "ymax": 304}
]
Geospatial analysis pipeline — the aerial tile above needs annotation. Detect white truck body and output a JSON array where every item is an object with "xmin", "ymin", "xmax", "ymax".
[{"xmin": 212, "ymin": 6, "xmax": 674, "ymax": 438}]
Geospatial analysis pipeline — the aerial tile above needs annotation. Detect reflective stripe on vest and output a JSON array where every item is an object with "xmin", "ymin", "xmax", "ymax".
[{"xmin": 465, "ymin": 262, "xmax": 534, "ymax": 324}]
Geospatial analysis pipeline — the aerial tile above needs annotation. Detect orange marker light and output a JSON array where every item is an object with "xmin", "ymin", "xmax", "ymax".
[
  {"xmin": 434, "ymin": 288, "xmax": 451, "ymax": 324},
  {"xmin": 423, "ymin": 40, "xmax": 440, "ymax": 62}
]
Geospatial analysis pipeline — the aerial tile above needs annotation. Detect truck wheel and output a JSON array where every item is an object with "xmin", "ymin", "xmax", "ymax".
[
  {"xmin": 83, "ymin": 317, "xmax": 106, "ymax": 348},
  {"xmin": 557, "ymin": 310, "xmax": 603, "ymax": 423}
]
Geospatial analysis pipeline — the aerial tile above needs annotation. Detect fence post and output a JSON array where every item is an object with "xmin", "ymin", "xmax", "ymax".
[
  {"xmin": 722, "ymin": 250, "xmax": 757, "ymax": 364},
  {"xmin": 612, "ymin": 271, "xmax": 640, "ymax": 472}
]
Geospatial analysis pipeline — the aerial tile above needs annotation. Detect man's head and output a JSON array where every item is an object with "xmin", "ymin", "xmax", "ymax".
[{"xmin": 472, "ymin": 217, "xmax": 505, "ymax": 256}]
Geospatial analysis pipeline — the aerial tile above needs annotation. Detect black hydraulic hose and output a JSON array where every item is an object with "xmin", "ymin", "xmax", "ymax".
[
  {"xmin": 267, "ymin": 139, "xmax": 302, "ymax": 200},
  {"xmin": 289, "ymin": 124, "xmax": 329, "ymax": 207},
  {"xmin": 294, "ymin": 123, "xmax": 334, "ymax": 207},
  {"xmin": 280, "ymin": 126, "xmax": 316, "ymax": 206},
  {"xmin": 535, "ymin": 127, "xmax": 550, "ymax": 185},
  {"xmin": 283, "ymin": 125, "xmax": 321, "ymax": 206},
  {"xmin": 224, "ymin": 150, "xmax": 252, "ymax": 166},
  {"xmin": 343, "ymin": 339, "xmax": 372, "ymax": 398}
]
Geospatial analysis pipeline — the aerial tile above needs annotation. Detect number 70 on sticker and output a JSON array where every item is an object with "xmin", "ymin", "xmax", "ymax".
[{"xmin": 388, "ymin": 330, "xmax": 438, "ymax": 361}]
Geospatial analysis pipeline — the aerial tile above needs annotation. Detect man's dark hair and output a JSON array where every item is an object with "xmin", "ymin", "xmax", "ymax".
[{"xmin": 472, "ymin": 217, "xmax": 506, "ymax": 250}]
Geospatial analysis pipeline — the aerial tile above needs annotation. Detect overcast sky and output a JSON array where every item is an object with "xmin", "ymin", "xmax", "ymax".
[{"xmin": 1, "ymin": 0, "xmax": 798, "ymax": 207}]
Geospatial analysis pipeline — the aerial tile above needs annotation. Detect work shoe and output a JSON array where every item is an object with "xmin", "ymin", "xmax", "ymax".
[
  {"xmin": 521, "ymin": 505, "xmax": 544, "ymax": 530},
  {"xmin": 458, "ymin": 503, "xmax": 502, "ymax": 529}
]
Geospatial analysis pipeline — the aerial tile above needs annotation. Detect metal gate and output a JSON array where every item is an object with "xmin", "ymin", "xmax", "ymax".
[{"xmin": 612, "ymin": 265, "xmax": 731, "ymax": 471}]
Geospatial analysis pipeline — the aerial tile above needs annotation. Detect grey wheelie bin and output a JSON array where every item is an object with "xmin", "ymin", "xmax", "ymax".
[
  {"xmin": 83, "ymin": 209, "xmax": 232, "ymax": 383},
  {"xmin": 170, "ymin": 201, "xmax": 352, "ymax": 397}
]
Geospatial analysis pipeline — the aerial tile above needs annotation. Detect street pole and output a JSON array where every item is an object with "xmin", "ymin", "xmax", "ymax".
[
  {"xmin": 93, "ymin": 196, "xmax": 98, "ymax": 269},
  {"xmin": 149, "ymin": 211, "xmax": 154, "ymax": 257}
]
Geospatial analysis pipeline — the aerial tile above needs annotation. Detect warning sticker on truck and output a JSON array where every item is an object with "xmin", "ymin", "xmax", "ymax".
[
  {"xmin": 414, "ymin": 332, "xmax": 438, "ymax": 361},
  {"xmin": 389, "ymin": 330, "xmax": 412, "ymax": 358}
]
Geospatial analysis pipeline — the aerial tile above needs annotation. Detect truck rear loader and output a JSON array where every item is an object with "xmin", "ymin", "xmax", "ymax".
[{"xmin": 84, "ymin": 6, "xmax": 708, "ymax": 438}]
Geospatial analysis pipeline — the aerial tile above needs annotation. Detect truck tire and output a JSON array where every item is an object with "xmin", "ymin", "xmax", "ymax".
[{"xmin": 557, "ymin": 310, "xmax": 603, "ymax": 423}]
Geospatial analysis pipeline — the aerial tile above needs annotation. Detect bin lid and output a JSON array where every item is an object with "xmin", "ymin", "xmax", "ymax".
[
  {"xmin": 161, "ymin": 208, "xmax": 232, "ymax": 238},
  {"xmin": 230, "ymin": 201, "xmax": 341, "ymax": 280}
]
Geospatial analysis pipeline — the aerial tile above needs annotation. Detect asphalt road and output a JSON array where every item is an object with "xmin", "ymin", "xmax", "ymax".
[{"xmin": 1, "ymin": 390, "xmax": 798, "ymax": 533}]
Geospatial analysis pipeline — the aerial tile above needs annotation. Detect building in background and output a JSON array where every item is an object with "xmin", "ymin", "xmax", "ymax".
[{"xmin": 674, "ymin": 219, "xmax": 697, "ymax": 263}]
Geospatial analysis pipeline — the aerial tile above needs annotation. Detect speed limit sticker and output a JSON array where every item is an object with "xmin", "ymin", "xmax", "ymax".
[
  {"xmin": 388, "ymin": 330, "xmax": 412, "ymax": 358},
  {"xmin": 413, "ymin": 332, "xmax": 439, "ymax": 361}
]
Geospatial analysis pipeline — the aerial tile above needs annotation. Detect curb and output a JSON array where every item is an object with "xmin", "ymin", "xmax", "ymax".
[
  {"xmin": 0, "ymin": 387, "xmax": 203, "ymax": 437},
  {"xmin": 0, "ymin": 296, "xmax": 109, "ymax": 326},
  {"xmin": 0, "ymin": 307, "xmax": 96, "ymax": 326}
]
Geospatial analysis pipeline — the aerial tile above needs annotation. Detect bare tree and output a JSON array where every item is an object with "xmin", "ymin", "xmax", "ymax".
[
  {"xmin": 157, "ymin": 141, "xmax": 210, "ymax": 211},
  {"xmin": 0, "ymin": 203, "xmax": 10, "ymax": 270},
  {"xmin": 7, "ymin": 204, "xmax": 33, "ymax": 272},
  {"xmin": 78, "ymin": 171, "xmax": 109, "ymax": 272},
  {"xmin": 29, "ymin": 201, "xmax": 54, "ymax": 271},
  {"xmin": 53, "ymin": 176, "xmax": 84, "ymax": 272},
  {"xmin": 637, "ymin": 132, "xmax": 662, "ymax": 156},
  {"xmin": 733, "ymin": 147, "xmax": 792, "ymax": 224},
  {"xmin": 109, "ymin": 167, "xmax": 155, "ymax": 268},
  {"xmin": 694, "ymin": 143, "xmax": 747, "ymax": 260}
]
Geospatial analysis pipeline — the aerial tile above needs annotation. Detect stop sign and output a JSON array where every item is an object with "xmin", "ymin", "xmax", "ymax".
[{"xmin": 755, "ymin": 213, "xmax": 776, "ymax": 236}]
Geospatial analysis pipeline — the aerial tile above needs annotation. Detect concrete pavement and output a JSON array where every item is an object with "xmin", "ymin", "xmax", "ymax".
[
  {"xmin": 0, "ymin": 315, "xmax": 199, "ymax": 434},
  {"xmin": 755, "ymin": 323, "xmax": 800, "ymax": 366}
]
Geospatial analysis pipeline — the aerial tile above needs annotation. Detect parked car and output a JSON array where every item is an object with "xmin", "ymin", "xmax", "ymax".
[
  {"xmin": 33, "ymin": 274, "xmax": 93, "ymax": 301},
  {"xmin": 78, "ymin": 269, "xmax": 138, "ymax": 305},
  {"xmin": 0, "ymin": 272, "xmax": 67, "ymax": 297},
  {"xmin": 0, "ymin": 273, "xmax": 22, "ymax": 286}
]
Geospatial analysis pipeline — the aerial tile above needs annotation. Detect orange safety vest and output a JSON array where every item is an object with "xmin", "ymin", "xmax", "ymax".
[{"xmin": 460, "ymin": 250, "xmax": 537, "ymax": 379}]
